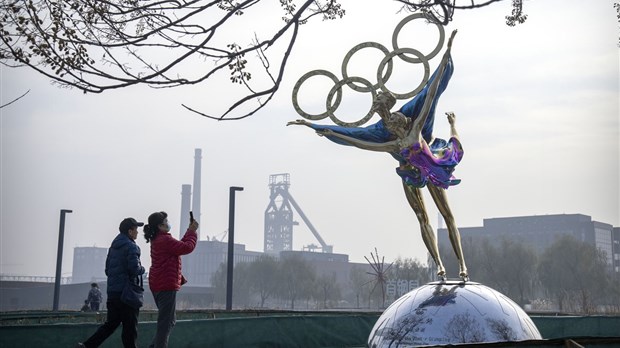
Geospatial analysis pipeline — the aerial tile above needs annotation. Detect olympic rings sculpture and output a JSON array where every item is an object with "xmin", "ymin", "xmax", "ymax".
[{"xmin": 292, "ymin": 13, "xmax": 446, "ymax": 127}]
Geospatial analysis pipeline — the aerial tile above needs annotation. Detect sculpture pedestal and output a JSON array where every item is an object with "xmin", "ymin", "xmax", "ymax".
[{"xmin": 368, "ymin": 280, "xmax": 542, "ymax": 347}]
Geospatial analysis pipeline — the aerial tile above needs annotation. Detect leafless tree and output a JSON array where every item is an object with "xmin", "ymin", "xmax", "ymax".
[
  {"xmin": 394, "ymin": 0, "xmax": 526, "ymax": 26},
  {"xmin": 365, "ymin": 248, "xmax": 393, "ymax": 308},
  {"xmin": 615, "ymin": 2, "xmax": 620, "ymax": 46},
  {"xmin": 538, "ymin": 235, "xmax": 610, "ymax": 314},
  {"xmin": 1, "ymin": 0, "xmax": 523, "ymax": 120}
]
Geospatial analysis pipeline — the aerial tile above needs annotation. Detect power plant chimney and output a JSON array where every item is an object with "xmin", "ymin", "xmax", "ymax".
[
  {"xmin": 192, "ymin": 148, "xmax": 202, "ymax": 240},
  {"xmin": 179, "ymin": 184, "xmax": 192, "ymax": 239}
]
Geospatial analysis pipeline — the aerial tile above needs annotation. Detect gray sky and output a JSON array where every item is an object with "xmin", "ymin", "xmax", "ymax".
[{"xmin": 1, "ymin": 0, "xmax": 618, "ymax": 278}]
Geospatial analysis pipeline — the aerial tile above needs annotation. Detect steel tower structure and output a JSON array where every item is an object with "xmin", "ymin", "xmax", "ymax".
[
  {"xmin": 264, "ymin": 174, "xmax": 294, "ymax": 255},
  {"xmin": 264, "ymin": 173, "xmax": 332, "ymax": 255}
]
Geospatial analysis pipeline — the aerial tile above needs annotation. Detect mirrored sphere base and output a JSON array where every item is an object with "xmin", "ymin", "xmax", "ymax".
[{"xmin": 368, "ymin": 280, "xmax": 542, "ymax": 347}]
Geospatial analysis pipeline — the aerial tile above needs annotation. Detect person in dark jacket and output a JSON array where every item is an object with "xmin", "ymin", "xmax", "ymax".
[
  {"xmin": 143, "ymin": 211, "xmax": 198, "ymax": 348},
  {"xmin": 87, "ymin": 283, "xmax": 103, "ymax": 311},
  {"xmin": 76, "ymin": 217, "xmax": 146, "ymax": 348}
]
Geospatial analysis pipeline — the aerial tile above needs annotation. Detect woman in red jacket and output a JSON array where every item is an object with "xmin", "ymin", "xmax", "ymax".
[{"xmin": 143, "ymin": 211, "xmax": 198, "ymax": 348}]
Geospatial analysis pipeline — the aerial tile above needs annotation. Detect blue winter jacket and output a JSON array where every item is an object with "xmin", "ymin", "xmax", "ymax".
[{"xmin": 105, "ymin": 233, "xmax": 145, "ymax": 298}]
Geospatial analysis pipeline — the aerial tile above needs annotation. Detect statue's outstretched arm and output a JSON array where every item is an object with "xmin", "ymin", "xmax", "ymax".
[
  {"xmin": 446, "ymin": 112, "xmax": 459, "ymax": 140},
  {"xmin": 286, "ymin": 119, "xmax": 313, "ymax": 128},
  {"xmin": 317, "ymin": 129, "xmax": 399, "ymax": 153}
]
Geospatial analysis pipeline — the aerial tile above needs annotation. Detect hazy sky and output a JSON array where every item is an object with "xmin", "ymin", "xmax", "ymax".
[{"xmin": 1, "ymin": 0, "xmax": 618, "ymax": 278}]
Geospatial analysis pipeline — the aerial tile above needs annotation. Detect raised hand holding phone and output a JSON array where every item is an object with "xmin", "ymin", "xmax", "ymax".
[{"xmin": 189, "ymin": 211, "xmax": 199, "ymax": 231}]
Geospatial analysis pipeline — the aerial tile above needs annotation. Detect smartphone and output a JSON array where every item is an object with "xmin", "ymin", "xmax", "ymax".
[{"xmin": 189, "ymin": 211, "xmax": 194, "ymax": 222}]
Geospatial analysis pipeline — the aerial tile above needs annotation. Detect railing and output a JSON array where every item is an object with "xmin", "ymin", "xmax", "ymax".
[{"xmin": 0, "ymin": 275, "xmax": 72, "ymax": 284}]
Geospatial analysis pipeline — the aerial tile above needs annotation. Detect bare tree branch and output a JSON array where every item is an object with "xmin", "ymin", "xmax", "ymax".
[
  {"xmin": 394, "ymin": 0, "xmax": 525, "ymax": 26},
  {"xmin": 0, "ymin": 89, "xmax": 30, "ymax": 109},
  {"xmin": 1, "ymin": 0, "xmax": 526, "ymax": 120}
]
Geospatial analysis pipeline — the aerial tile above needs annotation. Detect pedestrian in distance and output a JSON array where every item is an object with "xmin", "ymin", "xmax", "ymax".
[{"xmin": 87, "ymin": 282, "xmax": 103, "ymax": 311}]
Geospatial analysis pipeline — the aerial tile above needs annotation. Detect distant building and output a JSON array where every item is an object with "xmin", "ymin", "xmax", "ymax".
[
  {"xmin": 613, "ymin": 227, "xmax": 620, "ymax": 276},
  {"xmin": 182, "ymin": 240, "xmax": 263, "ymax": 287},
  {"xmin": 438, "ymin": 214, "xmax": 617, "ymax": 274},
  {"xmin": 280, "ymin": 250, "xmax": 348, "ymax": 263},
  {"xmin": 280, "ymin": 250, "xmax": 351, "ymax": 286},
  {"xmin": 279, "ymin": 250, "xmax": 376, "ymax": 301},
  {"xmin": 72, "ymin": 247, "xmax": 107, "ymax": 284},
  {"xmin": 0, "ymin": 281, "xmax": 94, "ymax": 311},
  {"xmin": 72, "ymin": 240, "xmax": 263, "ymax": 288}
]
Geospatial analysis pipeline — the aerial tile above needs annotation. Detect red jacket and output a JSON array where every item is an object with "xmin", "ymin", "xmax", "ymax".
[{"xmin": 148, "ymin": 229, "xmax": 197, "ymax": 292}]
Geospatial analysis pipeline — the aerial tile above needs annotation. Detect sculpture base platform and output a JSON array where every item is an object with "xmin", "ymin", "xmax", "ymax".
[{"xmin": 368, "ymin": 280, "xmax": 542, "ymax": 347}]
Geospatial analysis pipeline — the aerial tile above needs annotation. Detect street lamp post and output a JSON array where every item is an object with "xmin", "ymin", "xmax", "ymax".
[
  {"xmin": 226, "ymin": 186, "xmax": 244, "ymax": 311},
  {"xmin": 53, "ymin": 209, "xmax": 72, "ymax": 311}
]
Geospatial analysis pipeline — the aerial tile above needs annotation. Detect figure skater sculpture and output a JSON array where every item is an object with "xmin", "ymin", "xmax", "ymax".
[{"xmin": 288, "ymin": 30, "xmax": 467, "ymax": 280}]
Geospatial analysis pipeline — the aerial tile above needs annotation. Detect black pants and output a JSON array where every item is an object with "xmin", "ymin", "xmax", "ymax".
[
  {"xmin": 90, "ymin": 301, "xmax": 100, "ymax": 311},
  {"xmin": 83, "ymin": 298, "xmax": 139, "ymax": 348},
  {"xmin": 149, "ymin": 291, "xmax": 177, "ymax": 348}
]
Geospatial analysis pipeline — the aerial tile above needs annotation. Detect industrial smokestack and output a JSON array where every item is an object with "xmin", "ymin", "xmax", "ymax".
[
  {"xmin": 180, "ymin": 184, "xmax": 192, "ymax": 239},
  {"xmin": 192, "ymin": 148, "xmax": 202, "ymax": 240}
]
